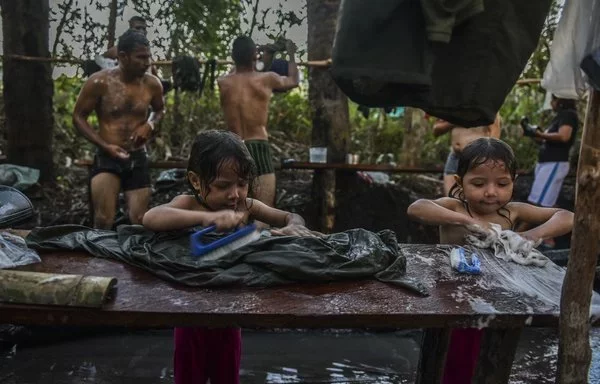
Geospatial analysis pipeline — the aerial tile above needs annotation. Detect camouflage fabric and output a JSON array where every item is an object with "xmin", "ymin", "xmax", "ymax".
[{"xmin": 0, "ymin": 270, "xmax": 116, "ymax": 308}]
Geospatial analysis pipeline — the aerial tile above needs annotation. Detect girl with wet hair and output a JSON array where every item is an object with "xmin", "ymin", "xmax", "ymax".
[
  {"xmin": 143, "ymin": 129, "xmax": 316, "ymax": 384},
  {"xmin": 407, "ymin": 137, "xmax": 573, "ymax": 383}
]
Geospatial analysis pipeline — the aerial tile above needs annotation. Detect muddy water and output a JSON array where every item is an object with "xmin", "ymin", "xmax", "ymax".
[{"xmin": 2, "ymin": 328, "xmax": 600, "ymax": 383}]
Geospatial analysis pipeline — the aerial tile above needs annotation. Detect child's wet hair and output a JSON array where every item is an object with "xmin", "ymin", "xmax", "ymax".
[
  {"xmin": 454, "ymin": 137, "xmax": 516, "ymax": 183},
  {"xmin": 187, "ymin": 130, "xmax": 257, "ymax": 197},
  {"xmin": 449, "ymin": 137, "xmax": 516, "ymax": 227}
]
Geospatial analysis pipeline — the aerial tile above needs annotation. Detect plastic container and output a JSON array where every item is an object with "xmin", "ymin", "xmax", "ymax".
[{"xmin": 309, "ymin": 147, "xmax": 327, "ymax": 163}]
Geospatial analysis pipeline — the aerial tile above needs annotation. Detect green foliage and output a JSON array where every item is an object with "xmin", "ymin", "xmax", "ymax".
[
  {"xmin": 42, "ymin": 0, "xmax": 568, "ymax": 174},
  {"xmin": 267, "ymin": 90, "xmax": 311, "ymax": 143},
  {"xmin": 149, "ymin": 0, "xmax": 244, "ymax": 58},
  {"xmin": 52, "ymin": 75, "xmax": 95, "ymax": 165}
]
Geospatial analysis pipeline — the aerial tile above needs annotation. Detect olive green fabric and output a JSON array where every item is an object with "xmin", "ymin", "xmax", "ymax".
[
  {"xmin": 0, "ymin": 270, "xmax": 116, "ymax": 308},
  {"xmin": 420, "ymin": 0, "xmax": 484, "ymax": 43},
  {"xmin": 26, "ymin": 225, "xmax": 427, "ymax": 296},
  {"xmin": 245, "ymin": 140, "xmax": 274, "ymax": 176}
]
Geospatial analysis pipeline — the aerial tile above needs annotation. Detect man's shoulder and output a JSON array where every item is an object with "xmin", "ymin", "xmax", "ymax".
[
  {"xmin": 81, "ymin": 70, "xmax": 113, "ymax": 93},
  {"xmin": 87, "ymin": 69, "xmax": 111, "ymax": 81},
  {"xmin": 218, "ymin": 71, "xmax": 273, "ymax": 87},
  {"xmin": 217, "ymin": 73, "xmax": 233, "ymax": 84},
  {"xmin": 142, "ymin": 73, "xmax": 161, "ymax": 86}
]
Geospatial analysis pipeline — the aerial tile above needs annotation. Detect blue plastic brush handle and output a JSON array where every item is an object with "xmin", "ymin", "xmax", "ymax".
[{"xmin": 190, "ymin": 223, "xmax": 258, "ymax": 257}]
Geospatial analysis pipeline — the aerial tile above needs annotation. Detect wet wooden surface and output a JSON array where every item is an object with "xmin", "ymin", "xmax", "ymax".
[{"xmin": 0, "ymin": 244, "xmax": 577, "ymax": 329}]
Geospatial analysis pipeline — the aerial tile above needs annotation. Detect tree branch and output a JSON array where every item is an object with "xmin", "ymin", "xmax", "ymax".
[{"xmin": 51, "ymin": 0, "xmax": 75, "ymax": 60}]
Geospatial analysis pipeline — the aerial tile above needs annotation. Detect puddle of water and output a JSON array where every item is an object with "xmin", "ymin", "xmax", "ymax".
[{"xmin": 2, "ymin": 328, "xmax": 600, "ymax": 383}]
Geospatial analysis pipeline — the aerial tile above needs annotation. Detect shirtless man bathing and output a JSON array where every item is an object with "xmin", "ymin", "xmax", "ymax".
[
  {"xmin": 218, "ymin": 36, "xmax": 299, "ymax": 207},
  {"xmin": 73, "ymin": 30, "xmax": 165, "ymax": 229},
  {"xmin": 433, "ymin": 113, "xmax": 502, "ymax": 195}
]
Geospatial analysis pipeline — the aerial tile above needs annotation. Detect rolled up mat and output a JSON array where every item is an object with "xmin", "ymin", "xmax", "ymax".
[{"xmin": 0, "ymin": 270, "xmax": 117, "ymax": 308}]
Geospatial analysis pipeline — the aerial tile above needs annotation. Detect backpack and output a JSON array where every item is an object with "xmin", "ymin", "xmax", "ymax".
[{"xmin": 172, "ymin": 56, "xmax": 202, "ymax": 92}]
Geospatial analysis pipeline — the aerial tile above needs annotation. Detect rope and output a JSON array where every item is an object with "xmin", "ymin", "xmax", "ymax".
[{"xmin": 2, "ymin": 54, "xmax": 332, "ymax": 68}]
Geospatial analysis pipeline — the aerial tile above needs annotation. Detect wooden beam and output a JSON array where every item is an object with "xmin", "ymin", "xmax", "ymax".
[
  {"xmin": 280, "ymin": 161, "xmax": 534, "ymax": 175},
  {"xmin": 515, "ymin": 78, "xmax": 542, "ymax": 85},
  {"xmin": 556, "ymin": 89, "xmax": 600, "ymax": 384},
  {"xmin": 3, "ymin": 54, "xmax": 332, "ymax": 68}
]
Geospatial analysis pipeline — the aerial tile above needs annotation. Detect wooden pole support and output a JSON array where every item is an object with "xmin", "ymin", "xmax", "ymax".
[
  {"xmin": 416, "ymin": 328, "xmax": 450, "ymax": 384},
  {"xmin": 473, "ymin": 327, "xmax": 522, "ymax": 384},
  {"xmin": 556, "ymin": 89, "xmax": 600, "ymax": 384}
]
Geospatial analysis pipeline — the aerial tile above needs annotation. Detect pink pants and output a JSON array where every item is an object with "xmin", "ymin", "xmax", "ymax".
[
  {"xmin": 173, "ymin": 327, "xmax": 242, "ymax": 384},
  {"xmin": 442, "ymin": 328, "xmax": 483, "ymax": 384}
]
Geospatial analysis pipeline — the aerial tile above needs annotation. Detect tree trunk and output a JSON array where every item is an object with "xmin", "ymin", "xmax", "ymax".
[
  {"xmin": 400, "ymin": 108, "xmax": 427, "ymax": 167},
  {"xmin": 307, "ymin": 0, "xmax": 350, "ymax": 233},
  {"xmin": 1, "ymin": 0, "xmax": 54, "ymax": 182},
  {"xmin": 556, "ymin": 89, "xmax": 600, "ymax": 384},
  {"xmin": 107, "ymin": 0, "xmax": 118, "ymax": 49}
]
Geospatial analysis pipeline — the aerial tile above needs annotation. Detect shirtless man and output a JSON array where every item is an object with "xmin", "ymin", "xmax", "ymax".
[
  {"xmin": 217, "ymin": 36, "xmax": 299, "ymax": 207},
  {"xmin": 433, "ymin": 113, "xmax": 502, "ymax": 195},
  {"xmin": 73, "ymin": 30, "xmax": 165, "ymax": 229}
]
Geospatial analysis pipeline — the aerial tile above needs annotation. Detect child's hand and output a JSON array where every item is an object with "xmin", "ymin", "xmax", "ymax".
[
  {"xmin": 271, "ymin": 224, "xmax": 322, "ymax": 237},
  {"xmin": 464, "ymin": 220, "xmax": 492, "ymax": 235},
  {"xmin": 210, "ymin": 210, "xmax": 246, "ymax": 232}
]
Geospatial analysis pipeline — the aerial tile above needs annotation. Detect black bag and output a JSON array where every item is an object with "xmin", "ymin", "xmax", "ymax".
[
  {"xmin": 172, "ymin": 56, "xmax": 203, "ymax": 92},
  {"xmin": 81, "ymin": 59, "xmax": 102, "ymax": 78},
  {"xmin": 581, "ymin": 46, "xmax": 600, "ymax": 91},
  {"xmin": 0, "ymin": 186, "xmax": 34, "ymax": 228}
]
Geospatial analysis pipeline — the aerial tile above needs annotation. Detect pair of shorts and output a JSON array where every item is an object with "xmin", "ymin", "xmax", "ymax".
[
  {"xmin": 245, "ymin": 140, "xmax": 274, "ymax": 176},
  {"xmin": 90, "ymin": 148, "xmax": 151, "ymax": 191},
  {"xmin": 528, "ymin": 162, "xmax": 570, "ymax": 207},
  {"xmin": 443, "ymin": 150, "xmax": 459, "ymax": 175},
  {"xmin": 173, "ymin": 327, "xmax": 241, "ymax": 384}
]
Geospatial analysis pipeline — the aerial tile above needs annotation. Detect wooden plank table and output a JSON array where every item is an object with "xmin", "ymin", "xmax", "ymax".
[
  {"xmin": 279, "ymin": 161, "xmax": 534, "ymax": 175},
  {"xmin": 0, "ymin": 244, "xmax": 584, "ymax": 383}
]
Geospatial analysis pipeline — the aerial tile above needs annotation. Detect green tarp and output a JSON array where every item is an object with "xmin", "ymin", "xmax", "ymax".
[{"xmin": 26, "ymin": 225, "xmax": 428, "ymax": 295}]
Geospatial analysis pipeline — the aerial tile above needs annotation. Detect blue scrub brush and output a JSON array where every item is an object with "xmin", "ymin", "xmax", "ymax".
[{"xmin": 190, "ymin": 223, "xmax": 260, "ymax": 261}]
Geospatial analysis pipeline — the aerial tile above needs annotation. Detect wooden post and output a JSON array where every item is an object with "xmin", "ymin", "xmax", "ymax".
[
  {"xmin": 416, "ymin": 328, "xmax": 450, "ymax": 384},
  {"xmin": 0, "ymin": 0, "xmax": 54, "ymax": 182},
  {"xmin": 473, "ymin": 328, "xmax": 522, "ymax": 384},
  {"xmin": 307, "ymin": 0, "xmax": 350, "ymax": 233},
  {"xmin": 400, "ymin": 108, "xmax": 428, "ymax": 167},
  {"xmin": 106, "ymin": 0, "xmax": 118, "ymax": 49},
  {"xmin": 556, "ymin": 89, "xmax": 600, "ymax": 384}
]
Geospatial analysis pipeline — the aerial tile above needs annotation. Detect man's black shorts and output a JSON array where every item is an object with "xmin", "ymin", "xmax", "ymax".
[{"xmin": 91, "ymin": 148, "xmax": 151, "ymax": 191}]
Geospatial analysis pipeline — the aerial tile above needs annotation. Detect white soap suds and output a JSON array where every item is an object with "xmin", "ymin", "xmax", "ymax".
[{"xmin": 466, "ymin": 224, "xmax": 550, "ymax": 267}]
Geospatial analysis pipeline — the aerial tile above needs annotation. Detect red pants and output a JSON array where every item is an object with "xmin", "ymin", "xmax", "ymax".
[
  {"xmin": 442, "ymin": 328, "xmax": 483, "ymax": 384},
  {"xmin": 174, "ymin": 327, "xmax": 242, "ymax": 384}
]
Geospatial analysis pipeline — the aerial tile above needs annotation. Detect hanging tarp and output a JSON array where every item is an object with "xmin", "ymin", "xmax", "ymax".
[
  {"xmin": 331, "ymin": 0, "xmax": 552, "ymax": 127},
  {"xmin": 542, "ymin": 0, "xmax": 600, "ymax": 98}
]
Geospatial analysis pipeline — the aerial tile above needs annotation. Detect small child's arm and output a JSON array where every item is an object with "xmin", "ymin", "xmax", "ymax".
[
  {"xmin": 511, "ymin": 202, "xmax": 574, "ymax": 241},
  {"xmin": 142, "ymin": 195, "xmax": 245, "ymax": 232},
  {"xmin": 249, "ymin": 199, "xmax": 317, "ymax": 237},
  {"xmin": 407, "ymin": 198, "xmax": 476, "ymax": 227}
]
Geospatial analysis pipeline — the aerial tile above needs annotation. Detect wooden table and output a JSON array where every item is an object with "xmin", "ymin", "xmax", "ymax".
[{"xmin": 0, "ymin": 245, "xmax": 586, "ymax": 383}]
